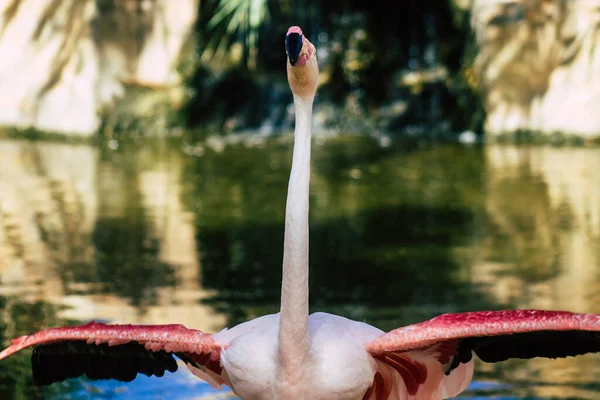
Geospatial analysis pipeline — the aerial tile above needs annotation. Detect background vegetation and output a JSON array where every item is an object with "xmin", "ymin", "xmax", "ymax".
[{"xmin": 179, "ymin": 0, "xmax": 484, "ymax": 138}]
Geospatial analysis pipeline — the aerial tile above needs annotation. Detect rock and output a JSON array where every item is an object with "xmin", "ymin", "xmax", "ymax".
[
  {"xmin": 471, "ymin": 0, "xmax": 600, "ymax": 137},
  {"xmin": 0, "ymin": 0, "xmax": 198, "ymax": 136}
]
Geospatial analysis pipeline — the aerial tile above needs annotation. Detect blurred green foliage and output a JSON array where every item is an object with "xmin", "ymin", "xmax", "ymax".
[{"xmin": 179, "ymin": 0, "xmax": 484, "ymax": 137}]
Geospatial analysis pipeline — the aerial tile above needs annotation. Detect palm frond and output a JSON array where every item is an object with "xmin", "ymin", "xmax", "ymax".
[{"xmin": 205, "ymin": 0, "xmax": 270, "ymax": 69}]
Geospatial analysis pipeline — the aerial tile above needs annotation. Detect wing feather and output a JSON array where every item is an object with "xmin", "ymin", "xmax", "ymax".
[
  {"xmin": 366, "ymin": 310, "xmax": 600, "ymax": 355},
  {"xmin": 362, "ymin": 310, "xmax": 600, "ymax": 399},
  {"xmin": 0, "ymin": 322, "xmax": 228, "ymax": 387}
]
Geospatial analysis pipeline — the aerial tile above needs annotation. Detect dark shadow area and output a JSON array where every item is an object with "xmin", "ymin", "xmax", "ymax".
[
  {"xmin": 196, "ymin": 203, "xmax": 501, "ymax": 329},
  {"xmin": 92, "ymin": 218, "xmax": 176, "ymax": 310}
]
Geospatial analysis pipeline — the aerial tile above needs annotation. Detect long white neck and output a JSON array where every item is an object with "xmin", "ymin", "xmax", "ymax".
[{"xmin": 278, "ymin": 94, "xmax": 313, "ymax": 375}]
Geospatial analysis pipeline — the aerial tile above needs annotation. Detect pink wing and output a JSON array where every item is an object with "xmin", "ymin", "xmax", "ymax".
[
  {"xmin": 0, "ymin": 322, "xmax": 229, "ymax": 388},
  {"xmin": 362, "ymin": 310, "xmax": 600, "ymax": 399}
]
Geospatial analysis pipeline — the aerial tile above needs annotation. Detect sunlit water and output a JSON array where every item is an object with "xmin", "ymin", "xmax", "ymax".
[{"xmin": 0, "ymin": 135, "xmax": 598, "ymax": 399}]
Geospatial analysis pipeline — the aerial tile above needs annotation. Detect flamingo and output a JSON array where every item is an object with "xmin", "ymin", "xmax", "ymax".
[{"xmin": 1, "ymin": 26, "xmax": 600, "ymax": 400}]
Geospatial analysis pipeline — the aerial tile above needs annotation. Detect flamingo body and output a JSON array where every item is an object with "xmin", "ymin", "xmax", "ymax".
[
  {"xmin": 216, "ymin": 312, "xmax": 383, "ymax": 399},
  {"xmin": 1, "ymin": 26, "xmax": 600, "ymax": 400}
]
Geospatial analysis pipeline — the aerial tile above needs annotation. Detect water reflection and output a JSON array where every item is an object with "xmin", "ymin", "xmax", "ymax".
[
  {"xmin": 473, "ymin": 145, "xmax": 600, "ymax": 399},
  {"xmin": 0, "ymin": 138, "xmax": 223, "ymax": 325},
  {"xmin": 189, "ymin": 139, "xmax": 495, "ymax": 330},
  {"xmin": 481, "ymin": 145, "xmax": 600, "ymax": 312},
  {"xmin": 0, "ymin": 137, "xmax": 598, "ymax": 398}
]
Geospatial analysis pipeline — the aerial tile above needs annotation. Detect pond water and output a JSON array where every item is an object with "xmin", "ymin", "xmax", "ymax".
[{"xmin": 0, "ymin": 135, "xmax": 598, "ymax": 399}]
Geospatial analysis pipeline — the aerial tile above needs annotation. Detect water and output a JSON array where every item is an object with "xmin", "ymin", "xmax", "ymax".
[{"xmin": 0, "ymin": 135, "xmax": 598, "ymax": 399}]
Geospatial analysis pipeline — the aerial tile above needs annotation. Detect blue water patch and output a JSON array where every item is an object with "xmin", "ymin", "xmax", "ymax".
[
  {"xmin": 49, "ymin": 368, "xmax": 234, "ymax": 400},
  {"xmin": 467, "ymin": 380, "xmax": 511, "ymax": 391},
  {"xmin": 459, "ymin": 380, "xmax": 516, "ymax": 400},
  {"xmin": 49, "ymin": 374, "xmax": 521, "ymax": 400}
]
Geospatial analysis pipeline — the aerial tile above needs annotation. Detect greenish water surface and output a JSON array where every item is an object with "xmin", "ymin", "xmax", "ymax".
[{"xmin": 0, "ymin": 135, "xmax": 598, "ymax": 399}]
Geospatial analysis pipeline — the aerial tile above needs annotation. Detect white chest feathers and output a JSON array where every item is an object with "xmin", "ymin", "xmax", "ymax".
[{"xmin": 217, "ymin": 312, "xmax": 384, "ymax": 400}]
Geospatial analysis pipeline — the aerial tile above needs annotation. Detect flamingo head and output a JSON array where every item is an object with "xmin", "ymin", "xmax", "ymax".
[{"xmin": 286, "ymin": 26, "xmax": 318, "ymax": 101}]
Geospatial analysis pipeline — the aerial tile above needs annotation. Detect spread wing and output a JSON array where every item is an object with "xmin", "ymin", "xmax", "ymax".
[
  {"xmin": 362, "ymin": 310, "xmax": 600, "ymax": 399},
  {"xmin": 0, "ymin": 322, "xmax": 230, "ymax": 388}
]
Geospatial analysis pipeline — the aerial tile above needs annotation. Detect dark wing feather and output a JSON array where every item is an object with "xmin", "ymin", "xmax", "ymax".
[
  {"xmin": 461, "ymin": 329, "xmax": 600, "ymax": 363},
  {"xmin": 32, "ymin": 341, "xmax": 179, "ymax": 385}
]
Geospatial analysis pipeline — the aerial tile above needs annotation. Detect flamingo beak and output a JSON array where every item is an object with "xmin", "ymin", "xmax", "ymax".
[{"xmin": 286, "ymin": 32, "xmax": 303, "ymax": 66}]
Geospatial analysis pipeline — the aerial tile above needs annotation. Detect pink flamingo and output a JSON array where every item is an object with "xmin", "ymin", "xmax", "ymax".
[{"xmin": 1, "ymin": 26, "xmax": 600, "ymax": 400}]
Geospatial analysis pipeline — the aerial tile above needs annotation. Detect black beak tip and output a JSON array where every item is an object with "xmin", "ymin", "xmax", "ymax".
[{"xmin": 286, "ymin": 32, "xmax": 303, "ymax": 66}]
